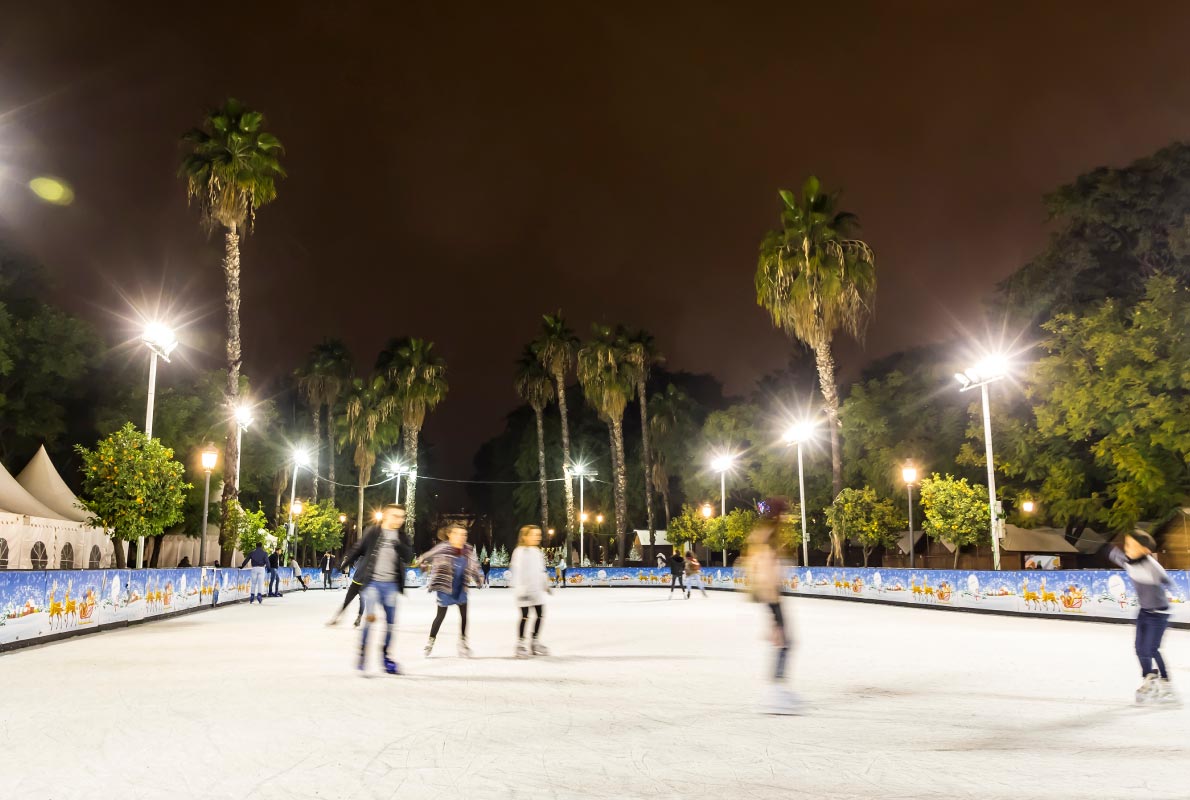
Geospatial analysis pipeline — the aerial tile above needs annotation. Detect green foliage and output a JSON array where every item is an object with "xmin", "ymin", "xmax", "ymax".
[
  {"xmin": 824, "ymin": 486, "xmax": 904, "ymax": 566},
  {"xmin": 228, "ymin": 502, "xmax": 271, "ymax": 554},
  {"xmin": 666, "ymin": 504, "xmax": 719, "ymax": 550},
  {"xmin": 76, "ymin": 423, "xmax": 191, "ymax": 542},
  {"xmin": 918, "ymin": 474, "xmax": 988, "ymax": 563},
  {"xmin": 296, "ymin": 499, "xmax": 346, "ymax": 554}
]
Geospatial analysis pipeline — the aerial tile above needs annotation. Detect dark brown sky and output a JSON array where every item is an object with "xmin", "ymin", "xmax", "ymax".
[{"xmin": 3, "ymin": 1, "xmax": 1190, "ymax": 482}]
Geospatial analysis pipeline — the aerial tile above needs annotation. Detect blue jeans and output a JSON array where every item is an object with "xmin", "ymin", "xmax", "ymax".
[
  {"xmin": 361, "ymin": 581, "xmax": 399, "ymax": 657},
  {"xmin": 268, "ymin": 570, "xmax": 280, "ymax": 595},
  {"xmin": 1136, "ymin": 609, "xmax": 1170, "ymax": 679},
  {"xmin": 249, "ymin": 567, "xmax": 266, "ymax": 597}
]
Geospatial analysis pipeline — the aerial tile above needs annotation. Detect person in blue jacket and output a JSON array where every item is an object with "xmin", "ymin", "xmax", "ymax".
[{"xmin": 239, "ymin": 544, "xmax": 269, "ymax": 604}]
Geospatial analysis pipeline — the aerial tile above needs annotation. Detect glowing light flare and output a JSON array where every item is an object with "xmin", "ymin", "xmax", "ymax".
[
  {"xmin": 291, "ymin": 500, "xmax": 304, "ymax": 516},
  {"xmin": 782, "ymin": 421, "xmax": 816, "ymax": 445},
  {"xmin": 902, "ymin": 465, "xmax": 918, "ymax": 485},
  {"xmin": 372, "ymin": 510, "xmax": 383, "ymax": 522},
  {"xmin": 1022, "ymin": 500, "xmax": 1036, "ymax": 514},
  {"xmin": 142, "ymin": 322, "xmax": 179, "ymax": 360},
  {"xmin": 292, "ymin": 447, "xmax": 310, "ymax": 467},
  {"xmin": 200, "ymin": 446, "xmax": 218, "ymax": 472},
  {"xmin": 700, "ymin": 503, "xmax": 714, "ymax": 519},
  {"xmin": 28, "ymin": 176, "xmax": 74, "ymax": 205},
  {"xmin": 235, "ymin": 405, "xmax": 255, "ymax": 429},
  {"xmin": 710, "ymin": 454, "xmax": 735, "ymax": 473},
  {"xmin": 338, "ymin": 514, "xmax": 348, "ymax": 524}
]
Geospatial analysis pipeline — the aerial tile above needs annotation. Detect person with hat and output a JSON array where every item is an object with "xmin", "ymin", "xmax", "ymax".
[{"xmin": 1108, "ymin": 530, "xmax": 1178, "ymax": 705}]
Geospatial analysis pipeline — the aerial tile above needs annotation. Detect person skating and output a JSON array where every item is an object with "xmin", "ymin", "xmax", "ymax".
[
  {"xmin": 321, "ymin": 551, "xmax": 335, "ymax": 589},
  {"xmin": 337, "ymin": 504, "xmax": 413, "ymax": 674},
  {"xmin": 239, "ymin": 543, "xmax": 269, "ymax": 604},
  {"xmin": 421, "ymin": 524, "xmax": 483, "ymax": 657},
  {"xmin": 743, "ymin": 503, "xmax": 801, "ymax": 715},
  {"xmin": 667, "ymin": 552, "xmax": 685, "ymax": 597},
  {"xmin": 289, "ymin": 556, "xmax": 308, "ymax": 591},
  {"xmin": 510, "ymin": 525, "xmax": 551, "ymax": 657},
  {"xmin": 684, "ymin": 552, "xmax": 708, "ymax": 598},
  {"xmin": 481, "ymin": 556, "xmax": 491, "ymax": 587},
  {"xmin": 556, "ymin": 554, "xmax": 567, "ymax": 588},
  {"xmin": 1108, "ymin": 530, "xmax": 1179, "ymax": 705},
  {"xmin": 267, "ymin": 548, "xmax": 283, "ymax": 597}
]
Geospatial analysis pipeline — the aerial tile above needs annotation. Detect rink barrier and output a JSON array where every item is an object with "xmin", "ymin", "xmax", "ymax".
[{"xmin": 4, "ymin": 564, "xmax": 1187, "ymax": 651}]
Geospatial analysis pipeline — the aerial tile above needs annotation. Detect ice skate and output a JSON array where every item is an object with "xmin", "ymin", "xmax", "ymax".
[
  {"xmin": 383, "ymin": 656, "xmax": 400, "ymax": 675},
  {"xmin": 760, "ymin": 684, "xmax": 803, "ymax": 715},
  {"xmin": 1152, "ymin": 679, "xmax": 1180, "ymax": 707},
  {"xmin": 516, "ymin": 639, "xmax": 531, "ymax": 659},
  {"xmin": 1135, "ymin": 673, "xmax": 1158, "ymax": 705},
  {"xmin": 531, "ymin": 640, "xmax": 550, "ymax": 657},
  {"xmin": 458, "ymin": 639, "xmax": 472, "ymax": 658},
  {"xmin": 353, "ymin": 613, "xmax": 362, "ymax": 628},
  {"xmin": 424, "ymin": 636, "xmax": 436, "ymax": 657},
  {"xmin": 356, "ymin": 649, "xmax": 366, "ymax": 673}
]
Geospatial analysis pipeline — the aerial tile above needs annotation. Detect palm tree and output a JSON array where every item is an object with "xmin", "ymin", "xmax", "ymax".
[
  {"xmin": 383, "ymin": 337, "xmax": 448, "ymax": 540},
  {"xmin": 180, "ymin": 98, "xmax": 285, "ymax": 547},
  {"xmin": 756, "ymin": 176, "xmax": 876, "ymax": 564},
  {"xmin": 535, "ymin": 312, "xmax": 579, "ymax": 554},
  {"xmin": 577, "ymin": 325, "xmax": 634, "ymax": 565},
  {"xmin": 341, "ymin": 375, "xmax": 399, "ymax": 545},
  {"xmin": 624, "ymin": 328, "xmax": 662, "ymax": 557},
  {"xmin": 515, "ymin": 345, "xmax": 554, "ymax": 533},
  {"xmin": 649, "ymin": 383, "xmax": 697, "ymax": 530},
  {"xmin": 295, "ymin": 339, "xmax": 353, "ymax": 504}
]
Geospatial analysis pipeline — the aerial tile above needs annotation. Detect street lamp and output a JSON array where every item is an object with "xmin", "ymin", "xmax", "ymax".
[
  {"xmin": 199, "ymin": 445, "xmax": 218, "ymax": 567},
  {"xmin": 1022, "ymin": 499, "xmax": 1036, "ymax": 514},
  {"xmin": 339, "ymin": 513, "xmax": 348, "ymax": 524},
  {"xmin": 956, "ymin": 354, "xmax": 1010, "ymax": 570},
  {"xmin": 902, "ymin": 465, "xmax": 918, "ymax": 569},
  {"xmin": 384, "ymin": 460, "xmax": 409, "ymax": 503},
  {"xmin": 287, "ymin": 447, "xmax": 310, "ymax": 563},
  {"xmin": 372, "ymin": 510, "xmax": 383, "ymax": 522},
  {"xmin": 782, "ymin": 421, "xmax": 815, "ymax": 567},
  {"xmin": 700, "ymin": 503, "xmax": 713, "ymax": 518},
  {"xmin": 137, "ymin": 321, "xmax": 178, "ymax": 568},
  {"xmin": 234, "ymin": 404, "xmax": 254, "ymax": 492},
  {"xmin": 571, "ymin": 462, "xmax": 594, "ymax": 566}
]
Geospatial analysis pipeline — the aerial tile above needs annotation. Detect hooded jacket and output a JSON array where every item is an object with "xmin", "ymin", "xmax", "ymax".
[
  {"xmin": 419, "ymin": 542, "xmax": 483, "ymax": 594},
  {"xmin": 342, "ymin": 526, "xmax": 413, "ymax": 591}
]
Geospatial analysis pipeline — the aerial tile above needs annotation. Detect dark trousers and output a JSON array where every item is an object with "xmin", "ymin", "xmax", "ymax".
[
  {"xmin": 336, "ymin": 581, "xmax": 365, "ymax": 619},
  {"xmin": 519, "ymin": 605, "xmax": 544, "ymax": 639},
  {"xmin": 430, "ymin": 603, "xmax": 468, "ymax": 638},
  {"xmin": 323, "ymin": 570, "xmax": 333, "ymax": 589},
  {"xmin": 268, "ymin": 570, "xmax": 280, "ymax": 595},
  {"xmin": 1136, "ymin": 609, "xmax": 1170, "ymax": 679},
  {"xmin": 769, "ymin": 602, "xmax": 790, "ymax": 680},
  {"xmin": 669, "ymin": 573, "xmax": 684, "ymax": 591}
]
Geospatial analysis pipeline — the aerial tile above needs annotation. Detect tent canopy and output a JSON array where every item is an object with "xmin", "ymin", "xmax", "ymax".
[
  {"xmin": 0, "ymin": 456, "xmax": 66, "ymax": 519},
  {"xmin": 16, "ymin": 445, "xmax": 89, "ymax": 523},
  {"xmin": 632, "ymin": 529, "xmax": 671, "ymax": 547},
  {"xmin": 1001, "ymin": 525, "xmax": 1079, "ymax": 554}
]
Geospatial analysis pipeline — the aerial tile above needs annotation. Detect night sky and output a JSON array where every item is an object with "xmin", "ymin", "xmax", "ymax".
[{"xmin": 3, "ymin": 2, "xmax": 1190, "ymax": 485}]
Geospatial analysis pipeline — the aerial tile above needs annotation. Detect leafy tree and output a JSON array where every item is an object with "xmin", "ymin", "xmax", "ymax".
[
  {"xmin": 705, "ymin": 508, "xmax": 759, "ymax": 566},
  {"xmin": 918, "ymin": 474, "xmax": 988, "ymax": 567},
  {"xmin": 296, "ymin": 498, "xmax": 346, "ymax": 556},
  {"xmin": 341, "ymin": 375, "xmax": 400, "ymax": 543},
  {"xmin": 76, "ymin": 423, "xmax": 191, "ymax": 569},
  {"xmin": 380, "ymin": 337, "xmax": 447, "ymax": 539},
  {"xmin": 756, "ymin": 177, "xmax": 877, "ymax": 507},
  {"xmin": 295, "ymin": 338, "xmax": 353, "ymax": 504},
  {"xmin": 667, "ymin": 504, "xmax": 719, "ymax": 553},
  {"xmin": 824, "ymin": 486, "xmax": 903, "ymax": 567},
  {"xmin": 180, "ymin": 97, "xmax": 285, "ymax": 552},
  {"xmin": 649, "ymin": 383, "xmax": 699, "ymax": 528},
  {"xmin": 515, "ymin": 344, "xmax": 554, "ymax": 532},
  {"xmin": 229, "ymin": 502, "xmax": 271, "ymax": 556},
  {"xmin": 535, "ymin": 312, "xmax": 580, "ymax": 550}
]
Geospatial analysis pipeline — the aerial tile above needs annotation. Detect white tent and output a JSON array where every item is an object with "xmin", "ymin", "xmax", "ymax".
[
  {"xmin": 17, "ymin": 445, "xmax": 89, "ymax": 522},
  {"xmin": 0, "ymin": 457, "xmax": 64, "ymax": 519}
]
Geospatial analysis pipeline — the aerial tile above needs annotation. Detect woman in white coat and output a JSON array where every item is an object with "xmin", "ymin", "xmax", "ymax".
[{"xmin": 510, "ymin": 525, "xmax": 551, "ymax": 658}]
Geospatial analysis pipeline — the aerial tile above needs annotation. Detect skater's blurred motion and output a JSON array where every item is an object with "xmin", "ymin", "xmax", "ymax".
[
  {"xmin": 240, "ymin": 543, "xmax": 269, "ymax": 604},
  {"xmin": 1108, "ymin": 530, "xmax": 1179, "ymax": 705},
  {"xmin": 684, "ymin": 552, "xmax": 708, "ymax": 598},
  {"xmin": 667, "ymin": 552, "xmax": 685, "ymax": 597},
  {"xmin": 337, "ymin": 504, "xmax": 412, "ymax": 673},
  {"xmin": 743, "ymin": 502, "xmax": 801, "ymax": 714},
  {"xmin": 321, "ymin": 551, "xmax": 335, "ymax": 589},
  {"xmin": 421, "ymin": 524, "xmax": 483, "ymax": 657},
  {"xmin": 510, "ymin": 525, "xmax": 551, "ymax": 657}
]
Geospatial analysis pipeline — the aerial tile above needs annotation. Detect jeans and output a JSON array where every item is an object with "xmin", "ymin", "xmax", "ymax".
[
  {"xmin": 769, "ymin": 602, "xmax": 790, "ymax": 680},
  {"xmin": 361, "ymin": 581, "xmax": 399, "ymax": 657},
  {"xmin": 669, "ymin": 574, "xmax": 684, "ymax": 591},
  {"xmin": 249, "ymin": 567, "xmax": 266, "ymax": 597},
  {"xmin": 1136, "ymin": 608, "xmax": 1170, "ymax": 679},
  {"xmin": 268, "ymin": 570, "xmax": 280, "ymax": 596},
  {"xmin": 685, "ymin": 574, "xmax": 706, "ymax": 596},
  {"xmin": 323, "ymin": 570, "xmax": 333, "ymax": 589}
]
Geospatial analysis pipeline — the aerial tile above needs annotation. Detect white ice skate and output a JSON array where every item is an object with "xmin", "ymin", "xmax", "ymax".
[
  {"xmin": 458, "ymin": 639, "xmax": 472, "ymax": 658},
  {"xmin": 515, "ymin": 639, "xmax": 531, "ymax": 659},
  {"xmin": 760, "ymin": 684, "xmax": 804, "ymax": 716},
  {"xmin": 531, "ymin": 640, "xmax": 550, "ymax": 657},
  {"xmin": 424, "ymin": 637, "xmax": 436, "ymax": 657},
  {"xmin": 1152, "ymin": 679, "xmax": 1181, "ymax": 707},
  {"xmin": 1135, "ymin": 673, "xmax": 1158, "ymax": 705}
]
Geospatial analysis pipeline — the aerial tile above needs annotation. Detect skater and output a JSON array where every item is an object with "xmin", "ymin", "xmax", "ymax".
[
  {"xmin": 743, "ymin": 504, "xmax": 801, "ymax": 714},
  {"xmin": 510, "ymin": 525, "xmax": 551, "ymax": 657},
  {"xmin": 289, "ymin": 556, "xmax": 308, "ymax": 591},
  {"xmin": 267, "ymin": 548, "xmax": 283, "ymax": 597},
  {"xmin": 239, "ymin": 543, "xmax": 269, "ymax": 604},
  {"xmin": 337, "ymin": 504, "xmax": 413, "ymax": 673},
  {"xmin": 684, "ymin": 552, "xmax": 708, "ymax": 598},
  {"xmin": 321, "ymin": 551, "xmax": 335, "ymax": 589},
  {"xmin": 1108, "ymin": 530, "xmax": 1178, "ymax": 705},
  {"xmin": 556, "ymin": 554, "xmax": 567, "ymax": 588},
  {"xmin": 422, "ymin": 524, "xmax": 484, "ymax": 657},
  {"xmin": 667, "ymin": 552, "xmax": 685, "ymax": 597},
  {"xmin": 482, "ymin": 556, "xmax": 492, "ymax": 587}
]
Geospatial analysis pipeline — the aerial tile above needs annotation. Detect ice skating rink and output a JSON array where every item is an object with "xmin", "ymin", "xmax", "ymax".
[{"xmin": 2, "ymin": 587, "xmax": 1187, "ymax": 800}]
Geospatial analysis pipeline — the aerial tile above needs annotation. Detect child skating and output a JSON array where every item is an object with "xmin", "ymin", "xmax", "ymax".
[
  {"xmin": 1108, "ymin": 530, "xmax": 1179, "ymax": 706},
  {"xmin": 421, "ymin": 524, "xmax": 484, "ymax": 657},
  {"xmin": 510, "ymin": 525, "xmax": 551, "ymax": 657},
  {"xmin": 743, "ymin": 504, "xmax": 801, "ymax": 714},
  {"xmin": 684, "ymin": 552, "xmax": 708, "ymax": 598}
]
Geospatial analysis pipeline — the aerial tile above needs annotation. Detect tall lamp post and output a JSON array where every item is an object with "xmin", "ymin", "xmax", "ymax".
[
  {"xmin": 138, "ymin": 321, "xmax": 178, "ymax": 569},
  {"xmin": 385, "ymin": 461, "xmax": 408, "ymax": 503},
  {"xmin": 234, "ymin": 404, "xmax": 254, "ymax": 492},
  {"xmin": 287, "ymin": 448, "xmax": 310, "ymax": 564},
  {"xmin": 199, "ymin": 445, "xmax": 218, "ymax": 568},
  {"xmin": 902, "ymin": 465, "xmax": 918, "ymax": 569},
  {"xmin": 782, "ymin": 422, "xmax": 815, "ymax": 567},
  {"xmin": 570, "ymin": 464, "xmax": 593, "ymax": 566},
  {"xmin": 955, "ymin": 356, "xmax": 1009, "ymax": 570},
  {"xmin": 711, "ymin": 455, "xmax": 733, "ymax": 566}
]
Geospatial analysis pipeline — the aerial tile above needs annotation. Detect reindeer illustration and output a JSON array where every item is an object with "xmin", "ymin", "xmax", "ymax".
[
  {"xmin": 47, "ymin": 584, "xmax": 64, "ymax": 629},
  {"xmin": 1039, "ymin": 578, "xmax": 1058, "ymax": 610},
  {"xmin": 63, "ymin": 582, "xmax": 78, "ymax": 628},
  {"xmin": 911, "ymin": 579, "xmax": 923, "ymax": 601},
  {"xmin": 1021, "ymin": 579, "xmax": 1041, "ymax": 610},
  {"xmin": 922, "ymin": 584, "xmax": 935, "ymax": 603}
]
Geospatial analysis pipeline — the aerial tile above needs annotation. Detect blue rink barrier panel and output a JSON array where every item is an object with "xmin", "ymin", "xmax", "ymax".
[{"xmin": 3, "ymin": 565, "xmax": 1186, "ymax": 648}]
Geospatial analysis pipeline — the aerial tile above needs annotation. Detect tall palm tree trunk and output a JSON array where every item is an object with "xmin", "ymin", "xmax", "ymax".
[
  {"xmin": 326, "ymin": 416, "xmax": 336, "ymax": 506},
  {"xmin": 403, "ymin": 425, "xmax": 420, "ymax": 540},
  {"xmin": 356, "ymin": 470, "xmax": 369, "ymax": 548},
  {"xmin": 637, "ymin": 385, "xmax": 656, "ymax": 562},
  {"xmin": 554, "ymin": 371, "xmax": 576, "ymax": 555},
  {"xmin": 653, "ymin": 462, "xmax": 672, "ymax": 530},
  {"xmin": 218, "ymin": 223, "xmax": 242, "ymax": 567},
  {"xmin": 311, "ymin": 406, "xmax": 321, "ymax": 503},
  {"xmin": 610, "ymin": 416, "xmax": 629, "ymax": 566},
  {"xmin": 813, "ymin": 340, "xmax": 845, "ymax": 566},
  {"xmin": 534, "ymin": 406, "xmax": 549, "ymax": 531}
]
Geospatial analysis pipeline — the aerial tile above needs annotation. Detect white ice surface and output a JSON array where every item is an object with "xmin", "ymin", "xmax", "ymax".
[{"xmin": 1, "ymin": 587, "xmax": 1187, "ymax": 800}]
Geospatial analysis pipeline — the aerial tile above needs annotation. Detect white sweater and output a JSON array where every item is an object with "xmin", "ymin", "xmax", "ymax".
[{"xmin": 510, "ymin": 546, "xmax": 549, "ymax": 606}]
